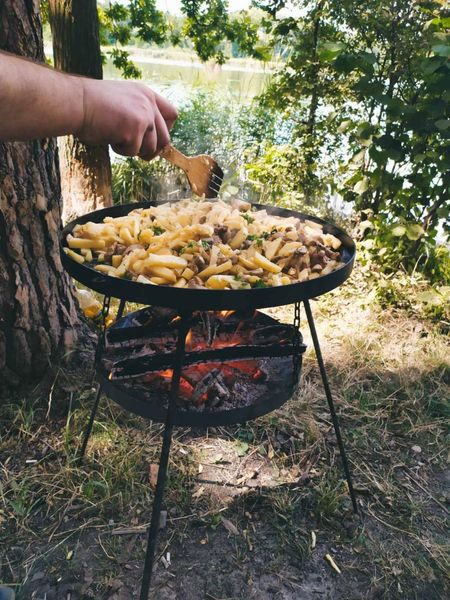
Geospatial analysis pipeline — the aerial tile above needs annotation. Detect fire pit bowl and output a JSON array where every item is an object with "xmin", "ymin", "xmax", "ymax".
[{"xmin": 99, "ymin": 306, "xmax": 306, "ymax": 427}]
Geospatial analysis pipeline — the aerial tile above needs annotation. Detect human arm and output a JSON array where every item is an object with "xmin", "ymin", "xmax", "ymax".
[{"xmin": 0, "ymin": 51, "xmax": 177, "ymax": 159}]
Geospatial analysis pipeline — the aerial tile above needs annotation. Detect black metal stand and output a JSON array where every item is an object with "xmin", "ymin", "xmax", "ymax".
[
  {"xmin": 139, "ymin": 311, "xmax": 191, "ymax": 600},
  {"xmin": 77, "ymin": 297, "xmax": 126, "ymax": 466},
  {"xmin": 78, "ymin": 300, "xmax": 357, "ymax": 599},
  {"xmin": 303, "ymin": 299, "xmax": 358, "ymax": 514}
]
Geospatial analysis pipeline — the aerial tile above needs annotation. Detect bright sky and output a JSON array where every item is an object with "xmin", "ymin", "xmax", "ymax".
[{"xmin": 156, "ymin": 0, "xmax": 252, "ymax": 14}]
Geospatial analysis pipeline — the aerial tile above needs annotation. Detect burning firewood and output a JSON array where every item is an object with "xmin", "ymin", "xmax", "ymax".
[{"xmin": 192, "ymin": 368, "xmax": 231, "ymax": 406}]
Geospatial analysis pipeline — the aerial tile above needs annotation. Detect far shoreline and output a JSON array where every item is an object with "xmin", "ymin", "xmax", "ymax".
[{"xmin": 44, "ymin": 44, "xmax": 278, "ymax": 75}]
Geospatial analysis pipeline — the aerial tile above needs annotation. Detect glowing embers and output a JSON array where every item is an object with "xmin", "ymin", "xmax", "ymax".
[
  {"xmin": 143, "ymin": 360, "xmax": 267, "ymax": 408},
  {"xmin": 102, "ymin": 307, "xmax": 304, "ymax": 415}
]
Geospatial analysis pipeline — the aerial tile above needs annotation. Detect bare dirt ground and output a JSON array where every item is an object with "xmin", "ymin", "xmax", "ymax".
[{"xmin": 1, "ymin": 280, "xmax": 449, "ymax": 600}]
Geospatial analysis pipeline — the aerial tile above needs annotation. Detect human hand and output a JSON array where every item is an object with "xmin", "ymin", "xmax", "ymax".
[{"xmin": 76, "ymin": 79, "xmax": 178, "ymax": 160}]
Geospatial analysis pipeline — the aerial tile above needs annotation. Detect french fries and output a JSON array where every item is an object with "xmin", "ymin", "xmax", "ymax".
[
  {"xmin": 253, "ymin": 252, "xmax": 281, "ymax": 274},
  {"xmin": 67, "ymin": 235, "xmax": 105, "ymax": 250},
  {"xmin": 65, "ymin": 199, "xmax": 344, "ymax": 289},
  {"xmin": 145, "ymin": 254, "xmax": 187, "ymax": 269}
]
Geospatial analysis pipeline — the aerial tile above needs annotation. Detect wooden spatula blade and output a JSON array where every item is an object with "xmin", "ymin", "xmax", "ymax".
[{"xmin": 160, "ymin": 145, "xmax": 224, "ymax": 198}]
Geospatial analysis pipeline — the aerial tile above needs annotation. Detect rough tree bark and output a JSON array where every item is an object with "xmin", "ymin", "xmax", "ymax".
[
  {"xmin": 48, "ymin": 0, "xmax": 112, "ymax": 222},
  {"xmin": 0, "ymin": 0, "xmax": 86, "ymax": 387}
]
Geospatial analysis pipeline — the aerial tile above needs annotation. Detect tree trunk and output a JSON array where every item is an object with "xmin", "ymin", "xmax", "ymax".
[
  {"xmin": 0, "ymin": 0, "xmax": 85, "ymax": 388},
  {"xmin": 48, "ymin": 0, "xmax": 112, "ymax": 222}
]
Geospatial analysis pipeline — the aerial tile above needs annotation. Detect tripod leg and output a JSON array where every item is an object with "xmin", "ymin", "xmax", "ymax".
[
  {"xmin": 79, "ymin": 295, "xmax": 112, "ymax": 467},
  {"xmin": 117, "ymin": 298, "xmax": 126, "ymax": 320},
  {"xmin": 303, "ymin": 300, "xmax": 358, "ymax": 514},
  {"xmin": 77, "ymin": 384, "xmax": 102, "ymax": 466},
  {"xmin": 139, "ymin": 312, "xmax": 191, "ymax": 600}
]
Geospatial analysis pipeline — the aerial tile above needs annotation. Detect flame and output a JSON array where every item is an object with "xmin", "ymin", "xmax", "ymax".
[
  {"xmin": 108, "ymin": 372, "xmax": 113, "ymax": 380},
  {"xmin": 123, "ymin": 308, "xmax": 272, "ymax": 405},
  {"xmin": 219, "ymin": 310, "xmax": 235, "ymax": 319},
  {"xmin": 159, "ymin": 369, "xmax": 174, "ymax": 378}
]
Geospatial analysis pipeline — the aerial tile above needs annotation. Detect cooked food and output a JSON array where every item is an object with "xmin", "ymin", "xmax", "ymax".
[{"xmin": 64, "ymin": 198, "xmax": 344, "ymax": 289}]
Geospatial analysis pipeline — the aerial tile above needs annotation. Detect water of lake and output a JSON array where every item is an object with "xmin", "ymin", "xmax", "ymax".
[{"xmin": 103, "ymin": 57, "xmax": 271, "ymax": 105}]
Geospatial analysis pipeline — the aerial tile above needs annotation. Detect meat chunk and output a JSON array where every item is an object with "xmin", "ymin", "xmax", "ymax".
[
  {"xmin": 193, "ymin": 255, "xmax": 206, "ymax": 271},
  {"xmin": 187, "ymin": 276, "xmax": 205, "ymax": 288},
  {"xmin": 214, "ymin": 225, "xmax": 231, "ymax": 243}
]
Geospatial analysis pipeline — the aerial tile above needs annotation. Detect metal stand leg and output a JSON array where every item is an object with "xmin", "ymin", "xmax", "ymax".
[
  {"xmin": 117, "ymin": 298, "xmax": 126, "ymax": 320},
  {"xmin": 77, "ymin": 384, "xmax": 102, "ymax": 466},
  {"xmin": 140, "ymin": 311, "xmax": 192, "ymax": 600},
  {"xmin": 303, "ymin": 300, "xmax": 358, "ymax": 514},
  {"xmin": 78, "ymin": 295, "xmax": 112, "ymax": 467}
]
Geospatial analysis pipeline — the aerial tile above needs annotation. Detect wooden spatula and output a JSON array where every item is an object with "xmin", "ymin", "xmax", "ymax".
[{"xmin": 160, "ymin": 144, "xmax": 223, "ymax": 198}]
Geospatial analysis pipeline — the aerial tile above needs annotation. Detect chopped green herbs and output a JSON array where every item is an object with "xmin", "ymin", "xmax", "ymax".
[
  {"xmin": 152, "ymin": 225, "xmax": 165, "ymax": 235},
  {"xmin": 253, "ymin": 279, "xmax": 268, "ymax": 288},
  {"xmin": 247, "ymin": 233, "xmax": 267, "ymax": 246}
]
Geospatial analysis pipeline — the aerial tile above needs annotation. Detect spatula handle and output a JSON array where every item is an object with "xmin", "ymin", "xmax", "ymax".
[{"xmin": 159, "ymin": 144, "xmax": 190, "ymax": 171}]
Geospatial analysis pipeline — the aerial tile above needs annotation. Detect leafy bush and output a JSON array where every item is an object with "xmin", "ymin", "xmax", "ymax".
[
  {"xmin": 111, "ymin": 157, "xmax": 170, "ymax": 204},
  {"xmin": 253, "ymin": 0, "xmax": 450, "ymax": 284}
]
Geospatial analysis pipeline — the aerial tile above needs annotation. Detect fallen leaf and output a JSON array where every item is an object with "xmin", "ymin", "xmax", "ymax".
[
  {"xmin": 192, "ymin": 485, "xmax": 205, "ymax": 499},
  {"xmin": 234, "ymin": 441, "xmax": 249, "ymax": 457},
  {"xmin": 221, "ymin": 517, "xmax": 239, "ymax": 536},
  {"xmin": 66, "ymin": 550, "xmax": 73, "ymax": 561},
  {"xmin": 149, "ymin": 463, "xmax": 159, "ymax": 488},
  {"xmin": 324, "ymin": 553, "xmax": 341, "ymax": 574}
]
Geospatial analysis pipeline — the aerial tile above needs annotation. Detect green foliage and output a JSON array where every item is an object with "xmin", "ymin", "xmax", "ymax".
[
  {"xmin": 99, "ymin": 0, "xmax": 169, "ymax": 77},
  {"xmin": 129, "ymin": 0, "xmax": 168, "ymax": 45},
  {"xmin": 328, "ymin": 2, "xmax": 450, "ymax": 282},
  {"xmin": 181, "ymin": 1, "xmax": 270, "ymax": 64},
  {"xmin": 170, "ymin": 88, "xmax": 285, "ymax": 173},
  {"xmin": 368, "ymin": 267, "xmax": 450, "ymax": 327},
  {"xmin": 111, "ymin": 157, "xmax": 167, "ymax": 204},
  {"xmin": 108, "ymin": 48, "xmax": 141, "ymax": 79},
  {"xmin": 97, "ymin": 0, "xmax": 268, "ymax": 78},
  {"xmin": 252, "ymin": 0, "xmax": 450, "ymax": 284}
]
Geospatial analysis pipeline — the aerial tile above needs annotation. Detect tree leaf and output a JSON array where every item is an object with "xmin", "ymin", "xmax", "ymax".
[
  {"xmin": 318, "ymin": 41, "xmax": 346, "ymax": 61},
  {"xmin": 435, "ymin": 119, "xmax": 450, "ymax": 131},
  {"xmin": 391, "ymin": 225, "xmax": 406, "ymax": 237},
  {"xmin": 353, "ymin": 177, "xmax": 369, "ymax": 195},
  {"xmin": 337, "ymin": 119, "xmax": 352, "ymax": 133},
  {"xmin": 432, "ymin": 44, "xmax": 450, "ymax": 58},
  {"xmin": 405, "ymin": 224, "xmax": 424, "ymax": 241}
]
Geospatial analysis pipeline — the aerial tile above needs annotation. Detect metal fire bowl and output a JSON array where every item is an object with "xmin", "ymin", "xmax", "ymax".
[
  {"xmin": 97, "ymin": 307, "xmax": 304, "ymax": 427},
  {"xmin": 61, "ymin": 201, "xmax": 355, "ymax": 311}
]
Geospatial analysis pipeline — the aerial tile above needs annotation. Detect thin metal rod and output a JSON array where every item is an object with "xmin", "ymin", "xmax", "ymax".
[
  {"xmin": 139, "ymin": 311, "xmax": 192, "ymax": 600},
  {"xmin": 77, "ymin": 384, "xmax": 102, "ymax": 466},
  {"xmin": 117, "ymin": 299, "xmax": 126, "ymax": 320},
  {"xmin": 303, "ymin": 299, "xmax": 358, "ymax": 514},
  {"xmin": 79, "ymin": 295, "xmax": 112, "ymax": 466}
]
